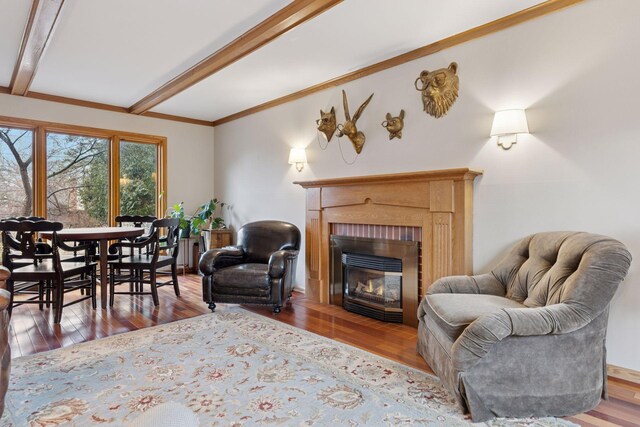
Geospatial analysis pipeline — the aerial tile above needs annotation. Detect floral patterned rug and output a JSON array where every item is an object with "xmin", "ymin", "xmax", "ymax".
[{"xmin": 2, "ymin": 306, "xmax": 574, "ymax": 426}]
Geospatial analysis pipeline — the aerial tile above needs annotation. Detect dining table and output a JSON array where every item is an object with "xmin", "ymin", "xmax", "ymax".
[{"xmin": 40, "ymin": 227, "xmax": 145, "ymax": 308}]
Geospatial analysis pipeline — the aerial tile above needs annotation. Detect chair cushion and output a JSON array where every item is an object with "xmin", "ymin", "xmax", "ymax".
[
  {"xmin": 213, "ymin": 263, "xmax": 270, "ymax": 293},
  {"xmin": 424, "ymin": 294, "xmax": 525, "ymax": 342}
]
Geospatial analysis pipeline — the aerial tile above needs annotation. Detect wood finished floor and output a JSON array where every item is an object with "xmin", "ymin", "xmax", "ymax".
[{"xmin": 9, "ymin": 274, "xmax": 640, "ymax": 426}]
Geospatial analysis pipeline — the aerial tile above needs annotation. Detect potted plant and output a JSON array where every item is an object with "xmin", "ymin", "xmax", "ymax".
[
  {"xmin": 190, "ymin": 198, "xmax": 226, "ymax": 236},
  {"xmin": 169, "ymin": 202, "xmax": 191, "ymax": 238}
]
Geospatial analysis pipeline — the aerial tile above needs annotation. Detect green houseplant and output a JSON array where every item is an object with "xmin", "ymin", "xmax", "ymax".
[
  {"xmin": 190, "ymin": 198, "xmax": 226, "ymax": 236},
  {"xmin": 169, "ymin": 202, "xmax": 191, "ymax": 238}
]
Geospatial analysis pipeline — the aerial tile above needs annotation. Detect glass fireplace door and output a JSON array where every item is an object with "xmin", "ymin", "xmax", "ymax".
[
  {"xmin": 344, "ymin": 267, "xmax": 402, "ymax": 310},
  {"xmin": 342, "ymin": 252, "xmax": 403, "ymax": 322}
]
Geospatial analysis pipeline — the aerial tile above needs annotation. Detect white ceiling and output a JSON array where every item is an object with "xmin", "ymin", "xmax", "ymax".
[
  {"xmin": 0, "ymin": 0, "xmax": 33, "ymax": 86},
  {"xmin": 2, "ymin": 0, "xmax": 545, "ymax": 122},
  {"xmin": 29, "ymin": 0, "xmax": 291, "ymax": 105},
  {"xmin": 151, "ymin": 0, "xmax": 543, "ymax": 121}
]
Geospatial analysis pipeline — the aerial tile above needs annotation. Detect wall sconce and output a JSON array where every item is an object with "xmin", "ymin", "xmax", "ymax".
[
  {"xmin": 288, "ymin": 148, "xmax": 307, "ymax": 172},
  {"xmin": 490, "ymin": 109, "xmax": 529, "ymax": 150}
]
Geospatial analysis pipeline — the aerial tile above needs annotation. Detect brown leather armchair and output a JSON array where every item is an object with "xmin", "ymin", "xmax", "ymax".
[{"xmin": 199, "ymin": 220, "xmax": 300, "ymax": 313}]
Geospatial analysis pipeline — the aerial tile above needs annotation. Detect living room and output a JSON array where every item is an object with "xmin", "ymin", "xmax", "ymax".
[{"xmin": 0, "ymin": 0, "xmax": 638, "ymax": 425}]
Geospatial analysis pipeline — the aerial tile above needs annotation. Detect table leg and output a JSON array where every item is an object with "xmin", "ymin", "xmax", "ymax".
[{"xmin": 99, "ymin": 239, "xmax": 108, "ymax": 308}]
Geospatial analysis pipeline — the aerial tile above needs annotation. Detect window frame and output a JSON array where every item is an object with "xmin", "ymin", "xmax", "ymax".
[{"xmin": 0, "ymin": 115, "xmax": 167, "ymax": 225}]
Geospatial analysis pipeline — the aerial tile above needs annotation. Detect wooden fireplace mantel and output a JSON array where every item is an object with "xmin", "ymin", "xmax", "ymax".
[{"xmin": 294, "ymin": 168, "xmax": 483, "ymax": 306}]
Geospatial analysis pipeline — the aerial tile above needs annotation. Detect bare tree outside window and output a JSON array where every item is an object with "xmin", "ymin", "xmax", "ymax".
[
  {"xmin": 1, "ymin": 128, "xmax": 159, "ymax": 233},
  {"xmin": 0, "ymin": 127, "xmax": 34, "ymax": 218},
  {"xmin": 46, "ymin": 133, "xmax": 109, "ymax": 228}
]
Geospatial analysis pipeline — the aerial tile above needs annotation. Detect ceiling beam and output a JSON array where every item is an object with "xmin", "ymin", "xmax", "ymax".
[
  {"xmin": 211, "ymin": 0, "xmax": 583, "ymax": 126},
  {"xmin": 0, "ymin": 86, "xmax": 214, "ymax": 127},
  {"xmin": 128, "ymin": 0, "xmax": 342, "ymax": 115},
  {"xmin": 10, "ymin": 0, "xmax": 65, "ymax": 96}
]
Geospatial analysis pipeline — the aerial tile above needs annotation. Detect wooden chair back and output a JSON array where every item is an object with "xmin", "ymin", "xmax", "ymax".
[
  {"xmin": 115, "ymin": 215, "xmax": 157, "ymax": 256},
  {"xmin": 0, "ymin": 220, "xmax": 63, "ymax": 271},
  {"xmin": 152, "ymin": 218, "xmax": 180, "ymax": 259}
]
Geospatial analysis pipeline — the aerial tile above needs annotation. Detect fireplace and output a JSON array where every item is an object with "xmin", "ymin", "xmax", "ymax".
[
  {"xmin": 295, "ymin": 168, "xmax": 482, "ymax": 328},
  {"xmin": 330, "ymin": 236, "xmax": 418, "ymax": 325}
]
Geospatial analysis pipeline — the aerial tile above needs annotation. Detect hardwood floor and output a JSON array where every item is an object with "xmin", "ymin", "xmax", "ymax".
[{"xmin": 9, "ymin": 274, "xmax": 640, "ymax": 426}]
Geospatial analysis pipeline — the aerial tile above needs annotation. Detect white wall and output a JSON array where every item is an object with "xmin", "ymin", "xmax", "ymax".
[
  {"xmin": 214, "ymin": 0, "xmax": 640, "ymax": 371},
  {"xmin": 0, "ymin": 94, "xmax": 215, "ymax": 214}
]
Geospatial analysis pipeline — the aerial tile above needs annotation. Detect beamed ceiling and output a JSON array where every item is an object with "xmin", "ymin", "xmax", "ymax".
[{"xmin": 0, "ymin": 0, "xmax": 581, "ymax": 127}]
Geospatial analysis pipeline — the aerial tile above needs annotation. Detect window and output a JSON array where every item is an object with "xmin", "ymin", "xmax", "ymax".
[
  {"xmin": 0, "ymin": 126, "xmax": 34, "ymax": 218},
  {"xmin": 119, "ymin": 141, "xmax": 157, "ymax": 216},
  {"xmin": 0, "ymin": 117, "xmax": 167, "ymax": 227},
  {"xmin": 46, "ymin": 132, "xmax": 109, "ymax": 227}
]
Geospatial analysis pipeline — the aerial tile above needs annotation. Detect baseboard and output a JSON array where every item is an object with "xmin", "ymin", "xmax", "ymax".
[
  {"xmin": 607, "ymin": 364, "xmax": 640, "ymax": 384},
  {"xmin": 293, "ymin": 286, "xmax": 305, "ymax": 294}
]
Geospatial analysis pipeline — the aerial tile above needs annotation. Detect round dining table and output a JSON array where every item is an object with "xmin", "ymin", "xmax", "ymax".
[{"xmin": 40, "ymin": 227, "xmax": 144, "ymax": 309}]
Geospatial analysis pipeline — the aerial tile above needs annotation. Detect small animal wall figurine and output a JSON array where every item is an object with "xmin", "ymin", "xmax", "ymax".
[
  {"xmin": 414, "ymin": 62, "xmax": 459, "ymax": 118},
  {"xmin": 316, "ymin": 107, "xmax": 337, "ymax": 142},
  {"xmin": 381, "ymin": 110, "xmax": 405, "ymax": 140},
  {"xmin": 336, "ymin": 90, "xmax": 374, "ymax": 154}
]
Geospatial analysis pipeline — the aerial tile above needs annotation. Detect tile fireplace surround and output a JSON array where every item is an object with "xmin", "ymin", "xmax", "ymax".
[{"xmin": 295, "ymin": 168, "xmax": 482, "ymax": 326}]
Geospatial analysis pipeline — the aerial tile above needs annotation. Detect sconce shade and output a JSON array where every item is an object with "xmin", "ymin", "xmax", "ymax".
[
  {"xmin": 288, "ymin": 148, "xmax": 307, "ymax": 172},
  {"xmin": 288, "ymin": 148, "xmax": 307, "ymax": 165},
  {"xmin": 490, "ymin": 109, "xmax": 529, "ymax": 136}
]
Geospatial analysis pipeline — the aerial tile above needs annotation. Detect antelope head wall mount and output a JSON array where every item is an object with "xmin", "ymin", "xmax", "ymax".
[{"xmin": 336, "ymin": 90, "xmax": 374, "ymax": 154}]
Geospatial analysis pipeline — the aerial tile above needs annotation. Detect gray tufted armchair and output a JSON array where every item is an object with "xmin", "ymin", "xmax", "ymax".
[
  {"xmin": 417, "ymin": 231, "xmax": 631, "ymax": 422},
  {"xmin": 199, "ymin": 220, "xmax": 300, "ymax": 314}
]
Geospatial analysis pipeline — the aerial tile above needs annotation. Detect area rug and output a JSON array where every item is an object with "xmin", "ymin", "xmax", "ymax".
[{"xmin": 1, "ymin": 307, "xmax": 574, "ymax": 426}]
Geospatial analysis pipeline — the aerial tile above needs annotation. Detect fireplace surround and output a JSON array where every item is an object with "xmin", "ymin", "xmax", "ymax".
[{"xmin": 295, "ymin": 168, "xmax": 482, "ymax": 327}]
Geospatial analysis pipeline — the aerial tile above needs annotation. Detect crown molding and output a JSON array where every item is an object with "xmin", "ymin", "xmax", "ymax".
[
  {"xmin": 212, "ymin": 0, "xmax": 583, "ymax": 127},
  {"xmin": 0, "ymin": 88, "xmax": 214, "ymax": 127}
]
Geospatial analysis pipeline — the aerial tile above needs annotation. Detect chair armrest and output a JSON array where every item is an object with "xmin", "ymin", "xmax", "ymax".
[
  {"xmin": 268, "ymin": 250, "xmax": 299, "ymax": 278},
  {"xmin": 55, "ymin": 239, "xmax": 96, "ymax": 253},
  {"xmin": 0, "ymin": 267, "xmax": 10, "ymax": 311},
  {"xmin": 108, "ymin": 234, "xmax": 156, "ymax": 254},
  {"xmin": 199, "ymin": 247, "xmax": 245, "ymax": 275},
  {"xmin": 452, "ymin": 302, "xmax": 594, "ymax": 372},
  {"xmin": 427, "ymin": 274, "xmax": 505, "ymax": 296}
]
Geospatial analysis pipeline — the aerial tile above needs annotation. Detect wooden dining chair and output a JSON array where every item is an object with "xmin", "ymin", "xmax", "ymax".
[
  {"xmin": 0, "ymin": 219, "xmax": 97, "ymax": 323},
  {"xmin": 108, "ymin": 217, "xmax": 180, "ymax": 306},
  {"xmin": 115, "ymin": 215, "xmax": 157, "ymax": 237},
  {"xmin": 0, "ymin": 216, "xmax": 53, "ymax": 306},
  {"xmin": 110, "ymin": 215, "xmax": 157, "ymax": 292}
]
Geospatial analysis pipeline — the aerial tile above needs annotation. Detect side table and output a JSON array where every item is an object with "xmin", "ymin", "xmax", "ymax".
[{"xmin": 201, "ymin": 229, "xmax": 232, "ymax": 251}]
